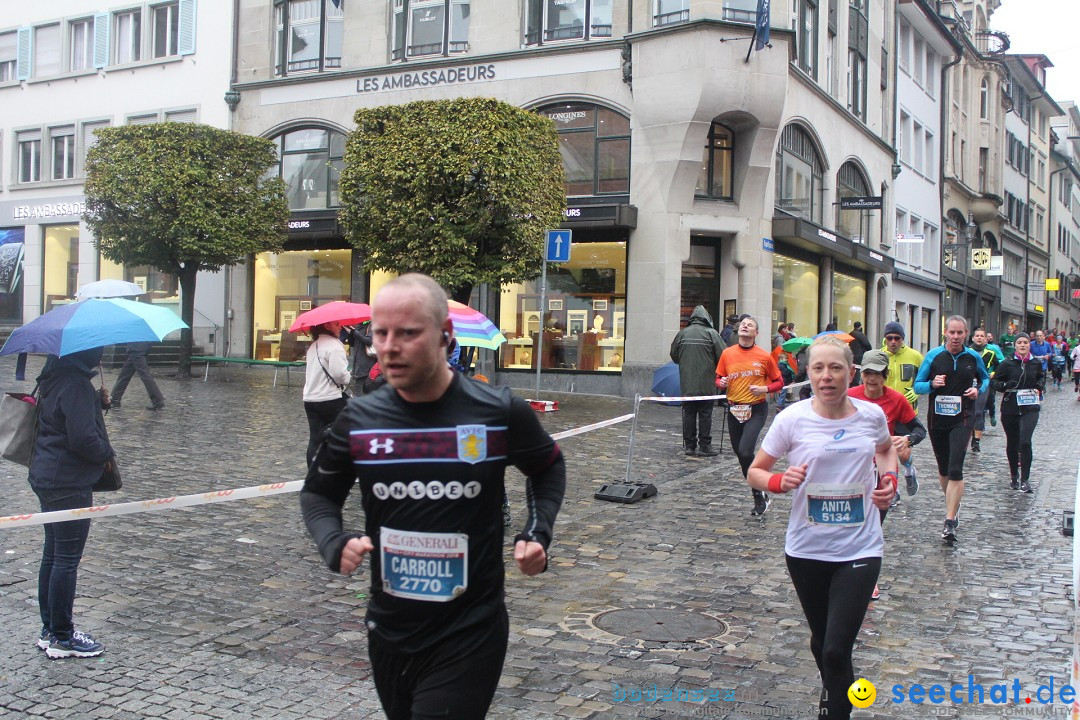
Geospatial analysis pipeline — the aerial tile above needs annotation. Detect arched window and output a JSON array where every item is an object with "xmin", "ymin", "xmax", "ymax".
[
  {"xmin": 270, "ymin": 126, "xmax": 346, "ymax": 210},
  {"xmin": 538, "ymin": 103, "xmax": 630, "ymax": 197},
  {"xmin": 979, "ymin": 77, "xmax": 989, "ymax": 119},
  {"xmin": 775, "ymin": 124, "xmax": 824, "ymax": 224},
  {"xmin": 695, "ymin": 122, "xmax": 734, "ymax": 200},
  {"xmin": 837, "ymin": 161, "xmax": 872, "ymax": 242}
]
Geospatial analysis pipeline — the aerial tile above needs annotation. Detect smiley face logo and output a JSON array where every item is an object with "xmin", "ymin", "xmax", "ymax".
[{"xmin": 848, "ymin": 678, "xmax": 876, "ymax": 708}]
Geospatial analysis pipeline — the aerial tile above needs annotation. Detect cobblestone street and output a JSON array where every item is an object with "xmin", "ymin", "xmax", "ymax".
[{"xmin": 1, "ymin": 358, "xmax": 1078, "ymax": 719}]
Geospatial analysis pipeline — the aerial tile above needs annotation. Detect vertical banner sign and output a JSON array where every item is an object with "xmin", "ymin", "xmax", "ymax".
[{"xmin": 755, "ymin": 0, "xmax": 771, "ymax": 50}]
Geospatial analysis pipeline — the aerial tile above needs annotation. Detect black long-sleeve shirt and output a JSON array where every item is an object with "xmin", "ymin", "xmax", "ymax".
[{"xmin": 301, "ymin": 373, "xmax": 565, "ymax": 654}]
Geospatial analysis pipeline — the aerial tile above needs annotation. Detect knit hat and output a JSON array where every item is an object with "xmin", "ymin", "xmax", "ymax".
[
  {"xmin": 883, "ymin": 321, "xmax": 905, "ymax": 340},
  {"xmin": 1015, "ymin": 332, "xmax": 1030, "ymax": 341}
]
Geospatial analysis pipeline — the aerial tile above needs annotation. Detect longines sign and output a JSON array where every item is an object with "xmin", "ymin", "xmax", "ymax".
[{"xmin": 1, "ymin": 196, "xmax": 86, "ymax": 224}]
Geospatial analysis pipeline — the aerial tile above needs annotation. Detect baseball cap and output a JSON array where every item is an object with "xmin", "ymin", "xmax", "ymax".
[{"xmin": 860, "ymin": 350, "xmax": 889, "ymax": 373}]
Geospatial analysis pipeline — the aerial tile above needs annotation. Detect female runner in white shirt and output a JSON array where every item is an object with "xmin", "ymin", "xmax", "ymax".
[{"xmin": 747, "ymin": 336, "xmax": 898, "ymax": 720}]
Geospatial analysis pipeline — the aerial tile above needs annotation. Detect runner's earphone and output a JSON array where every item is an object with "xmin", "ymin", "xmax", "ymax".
[{"xmin": 442, "ymin": 331, "xmax": 451, "ymax": 346}]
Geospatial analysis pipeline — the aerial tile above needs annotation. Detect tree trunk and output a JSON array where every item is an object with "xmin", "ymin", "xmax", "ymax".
[
  {"xmin": 177, "ymin": 264, "xmax": 199, "ymax": 377},
  {"xmin": 450, "ymin": 284, "xmax": 474, "ymax": 305}
]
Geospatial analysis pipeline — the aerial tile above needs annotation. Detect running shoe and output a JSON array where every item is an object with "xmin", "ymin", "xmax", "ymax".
[
  {"xmin": 45, "ymin": 630, "xmax": 104, "ymax": 659},
  {"xmin": 970, "ymin": 438, "xmax": 980, "ymax": 453},
  {"xmin": 36, "ymin": 627, "xmax": 51, "ymax": 651},
  {"xmin": 1010, "ymin": 477, "xmax": 1020, "ymax": 490},
  {"xmin": 904, "ymin": 464, "xmax": 919, "ymax": 496},
  {"xmin": 751, "ymin": 493, "xmax": 770, "ymax": 516},
  {"xmin": 890, "ymin": 492, "xmax": 900, "ymax": 508},
  {"xmin": 941, "ymin": 519, "xmax": 958, "ymax": 543},
  {"xmin": 871, "ymin": 585, "xmax": 880, "ymax": 600},
  {"xmin": 990, "ymin": 414, "xmax": 997, "ymax": 427},
  {"xmin": 1020, "ymin": 481, "xmax": 1033, "ymax": 494}
]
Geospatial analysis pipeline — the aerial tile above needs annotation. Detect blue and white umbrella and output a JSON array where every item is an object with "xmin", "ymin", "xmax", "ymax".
[{"xmin": 0, "ymin": 298, "xmax": 187, "ymax": 358}]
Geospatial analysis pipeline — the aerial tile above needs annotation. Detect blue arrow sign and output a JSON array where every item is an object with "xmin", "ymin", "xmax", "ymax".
[{"xmin": 545, "ymin": 230, "xmax": 572, "ymax": 263}]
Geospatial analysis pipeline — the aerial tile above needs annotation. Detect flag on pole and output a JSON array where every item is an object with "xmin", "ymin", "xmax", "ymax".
[{"xmin": 755, "ymin": 0, "xmax": 771, "ymax": 51}]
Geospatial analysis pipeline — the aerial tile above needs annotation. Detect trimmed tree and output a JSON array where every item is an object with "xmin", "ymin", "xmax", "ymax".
[
  {"xmin": 339, "ymin": 97, "xmax": 566, "ymax": 303},
  {"xmin": 83, "ymin": 123, "xmax": 289, "ymax": 376}
]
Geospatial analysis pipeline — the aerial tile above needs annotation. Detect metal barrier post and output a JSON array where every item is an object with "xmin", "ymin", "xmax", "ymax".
[{"xmin": 623, "ymin": 393, "xmax": 642, "ymax": 484}]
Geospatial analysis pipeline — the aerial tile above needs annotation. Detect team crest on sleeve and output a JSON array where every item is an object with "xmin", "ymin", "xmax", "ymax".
[{"xmin": 457, "ymin": 425, "xmax": 487, "ymax": 464}]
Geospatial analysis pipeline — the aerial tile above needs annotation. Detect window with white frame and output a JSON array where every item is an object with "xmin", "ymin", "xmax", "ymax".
[
  {"xmin": 69, "ymin": 18, "xmax": 95, "ymax": 71},
  {"xmin": 51, "ymin": 126, "xmax": 76, "ymax": 181},
  {"xmin": 114, "ymin": 9, "xmax": 142, "ymax": 64},
  {"xmin": 35, "ymin": 24, "xmax": 61, "ymax": 77},
  {"xmin": 925, "ymin": 48, "xmax": 936, "ymax": 96},
  {"xmin": 653, "ymin": 0, "xmax": 689, "ymax": 27},
  {"xmin": 979, "ymin": 76, "xmax": 989, "ymax": 119},
  {"xmin": 127, "ymin": 112, "xmax": 160, "ymax": 124},
  {"xmin": 797, "ymin": 0, "xmax": 818, "ymax": 78},
  {"xmin": 847, "ymin": 0, "xmax": 868, "ymax": 121},
  {"xmin": 525, "ymin": 0, "xmax": 612, "ymax": 45},
  {"xmin": 912, "ymin": 121, "xmax": 923, "ymax": 174},
  {"xmin": 898, "ymin": 20, "xmax": 909, "ymax": 72},
  {"xmin": 899, "ymin": 111, "xmax": 910, "ymax": 165},
  {"xmin": 153, "ymin": 2, "xmax": 180, "ymax": 58},
  {"xmin": 393, "ymin": 0, "xmax": 470, "ymax": 60},
  {"xmin": 912, "ymin": 35, "xmax": 923, "ymax": 85},
  {"xmin": 164, "ymin": 108, "xmax": 197, "ymax": 123},
  {"xmin": 924, "ymin": 131, "xmax": 933, "ymax": 175},
  {"xmin": 79, "ymin": 120, "xmax": 110, "ymax": 176},
  {"xmin": 17, "ymin": 130, "xmax": 42, "ymax": 183},
  {"xmin": 0, "ymin": 31, "xmax": 15, "ymax": 82},
  {"xmin": 275, "ymin": 0, "xmax": 344, "ymax": 73}
]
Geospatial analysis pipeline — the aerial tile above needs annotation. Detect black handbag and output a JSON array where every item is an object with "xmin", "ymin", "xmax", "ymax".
[{"xmin": 94, "ymin": 457, "xmax": 122, "ymax": 492}]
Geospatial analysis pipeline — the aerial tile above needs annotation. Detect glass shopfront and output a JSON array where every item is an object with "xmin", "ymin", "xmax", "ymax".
[
  {"xmin": 253, "ymin": 248, "xmax": 352, "ymax": 359},
  {"xmin": 99, "ymin": 256, "xmax": 180, "ymax": 319},
  {"xmin": 831, "ymin": 267, "xmax": 867, "ymax": 330},
  {"xmin": 771, "ymin": 252, "xmax": 819, "ymax": 335},
  {"xmin": 499, "ymin": 240, "xmax": 626, "ymax": 371},
  {"xmin": 0, "ymin": 228, "xmax": 25, "ymax": 324},
  {"xmin": 42, "ymin": 224, "xmax": 79, "ymax": 312}
]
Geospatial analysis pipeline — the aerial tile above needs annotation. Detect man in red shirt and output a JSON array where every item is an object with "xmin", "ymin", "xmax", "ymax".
[{"xmin": 848, "ymin": 350, "xmax": 925, "ymax": 498}]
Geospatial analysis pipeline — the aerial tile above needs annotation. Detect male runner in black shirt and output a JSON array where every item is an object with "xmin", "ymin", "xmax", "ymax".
[{"xmin": 301, "ymin": 273, "xmax": 566, "ymax": 720}]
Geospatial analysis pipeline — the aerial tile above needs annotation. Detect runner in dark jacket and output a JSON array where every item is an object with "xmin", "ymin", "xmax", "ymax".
[{"xmin": 990, "ymin": 332, "xmax": 1044, "ymax": 493}]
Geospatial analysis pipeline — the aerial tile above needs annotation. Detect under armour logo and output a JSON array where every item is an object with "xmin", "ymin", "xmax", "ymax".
[{"xmin": 369, "ymin": 438, "xmax": 395, "ymax": 455}]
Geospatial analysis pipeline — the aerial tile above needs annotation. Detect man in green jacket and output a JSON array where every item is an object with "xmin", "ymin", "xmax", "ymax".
[
  {"xmin": 882, "ymin": 321, "xmax": 923, "ymax": 411},
  {"xmin": 670, "ymin": 306, "xmax": 726, "ymax": 457}
]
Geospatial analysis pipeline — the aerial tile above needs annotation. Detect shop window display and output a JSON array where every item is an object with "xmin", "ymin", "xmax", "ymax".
[
  {"xmin": 99, "ymin": 255, "xmax": 181, "ymax": 317},
  {"xmin": 253, "ymin": 249, "xmax": 352, "ymax": 359},
  {"xmin": 831, "ymin": 268, "xmax": 866, "ymax": 331},
  {"xmin": 42, "ymin": 224, "xmax": 79, "ymax": 312},
  {"xmin": 499, "ymin": 241, "xmax": 626, "ymax": 372},
  {"xmin": 771, "ymin": 253, "xmax": 819, "ymax": 334}
]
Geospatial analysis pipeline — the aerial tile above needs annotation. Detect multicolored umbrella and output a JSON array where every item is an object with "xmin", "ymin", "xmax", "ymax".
[
  {"xmin": 448, "ymin": 301, "xmax": 506, "ymax": 350},
  {"xmin": 288, "ymin": 301, "xmax": 372, "ymax": 333},
  {"xmin": 75, "ymin": 279, "xmax": 146, "ymax": 300},
  {"xmin": 814, "ymin": 330, "xmax": 855, "ymax": 343},
  {"xmin": 0, "ymin": 298, "xmax": 187, "ymax": 357}
]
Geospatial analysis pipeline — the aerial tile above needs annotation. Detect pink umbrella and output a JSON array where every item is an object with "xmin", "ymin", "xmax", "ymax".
[{"xmin": 288, "ymin": 301, "xmax": 371, "ymax": 332}]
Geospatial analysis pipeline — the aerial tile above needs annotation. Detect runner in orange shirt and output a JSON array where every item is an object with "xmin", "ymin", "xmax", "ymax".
[{"xmin": 716, "ymin": 316, "xmax": 784, "ymax": 515}]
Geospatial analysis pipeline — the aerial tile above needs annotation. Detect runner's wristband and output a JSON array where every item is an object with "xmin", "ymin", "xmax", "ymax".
[
  {"xmin": 768, "ymin": 473, "xmax": 784, "ymax": 494},
  {"xmin": 879, "ymin": 471, "xmax": 898, "ymax": 492}
]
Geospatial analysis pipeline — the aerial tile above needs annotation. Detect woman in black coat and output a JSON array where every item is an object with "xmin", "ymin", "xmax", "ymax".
[
  {"xmin": 990, "ymin": 333, "xmax": 1044, "ymax": 493},
  {"xmin": 29, "ymin": 348, "xmax": 114, "ymax": 658}
]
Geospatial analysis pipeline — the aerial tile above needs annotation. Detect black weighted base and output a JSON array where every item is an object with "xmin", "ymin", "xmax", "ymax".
[
  {"xmin": 1064, "ymin": 510, "xmax": 1074, "ymax": 537},
  {"xmin": 594, "ymin": 483, "xmax": 658, "ymax": 504}
]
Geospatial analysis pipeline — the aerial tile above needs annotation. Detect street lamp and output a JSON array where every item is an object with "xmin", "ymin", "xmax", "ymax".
[{"xmin": 961, "ymin": 212, "xmax": 977, "ymax": 246}]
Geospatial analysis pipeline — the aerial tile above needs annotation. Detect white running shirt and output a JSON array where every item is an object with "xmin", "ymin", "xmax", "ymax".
[{"xmin": 761, "ymin": 398, "xmax": 891, "ymax": 562}]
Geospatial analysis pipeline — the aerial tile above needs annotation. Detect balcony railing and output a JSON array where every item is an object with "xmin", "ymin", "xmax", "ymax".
[
  {"xmin": 654, "ymin": 9, "xmax": 690, "ymax": 26},
  {"xmin": 975, "ymin": 30, "xmax": 1010, "ymax": 56},
  {"xmin": 721, "ymin": 7, "xmax": 756, "ymax": 24}
]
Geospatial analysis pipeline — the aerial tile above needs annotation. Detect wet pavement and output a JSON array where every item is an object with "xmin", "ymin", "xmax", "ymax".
[{"xmin": 1, "ymin": 356, "xmax": 1078, "ymax": 719}]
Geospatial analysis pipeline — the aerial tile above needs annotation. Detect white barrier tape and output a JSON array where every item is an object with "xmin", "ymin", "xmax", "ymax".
[
  {"xmin": 0, "ymin": 413, "xmax": 639, "ymax": 529},
  {"xmin": 550, "ymin": 413, "xmax": 635, "ymax": 440},
  {"xmin": 0, "ymin": 482, "xmax": 303, "ymax": 530},
  {"xmin": 640, "ymin": 393, "xmax": 727, "ymax": 403}
]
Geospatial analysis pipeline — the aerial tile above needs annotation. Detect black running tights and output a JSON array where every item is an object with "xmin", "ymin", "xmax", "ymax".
[
  {"xmin": 728, "ymin": 401, "xmax": 768, "ymax": 498},
  {"xmin": 786, "ymin": 554, "xmax": 881, "ymax": 720},
  {"xmin": 1001, "ymin": 411, "xmax": 1039, "ymax": 482}
]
